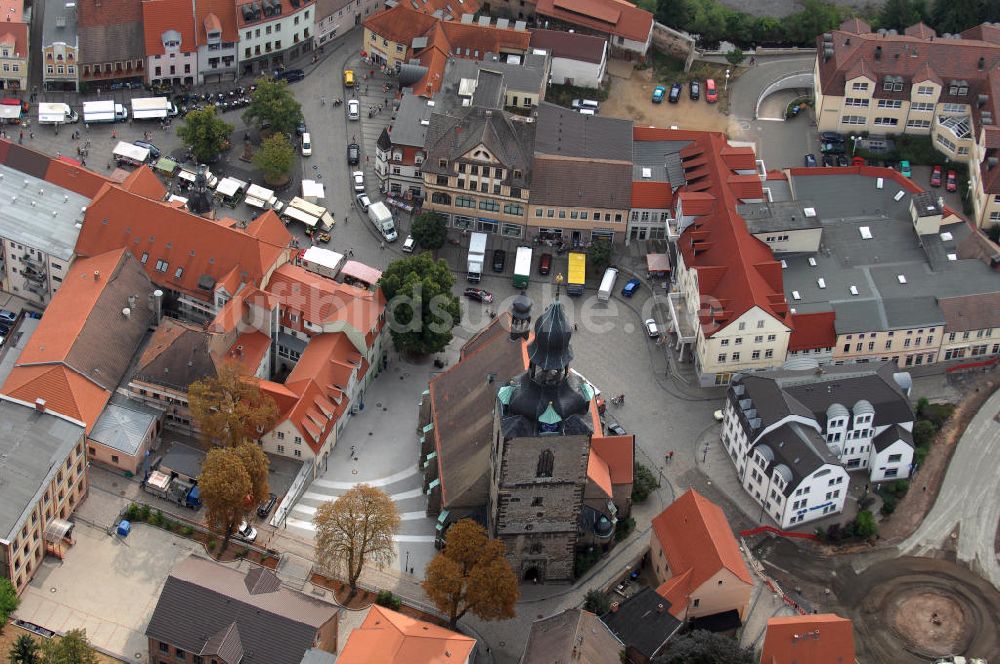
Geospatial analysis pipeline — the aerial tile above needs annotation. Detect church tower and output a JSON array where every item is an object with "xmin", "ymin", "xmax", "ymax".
[{"xmin": 488, "ymin": 296, "xmax": 597, "ymax": 583}]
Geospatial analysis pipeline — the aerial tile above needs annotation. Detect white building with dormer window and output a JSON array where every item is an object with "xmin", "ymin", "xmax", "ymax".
[
  {"xmin": 720, "ymin": 361, "xmax": 915, "ymax": 528},
  {"xmin": 142, "ymin": 0, "xmax": 199, "ymax": 87}
]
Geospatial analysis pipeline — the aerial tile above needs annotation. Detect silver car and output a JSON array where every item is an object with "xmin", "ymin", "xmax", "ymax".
[
  {"xmin": 347, "ymin": 99, "xmax": 360, "ymax": 120},
  {"xmin": 644, "ymin": 318, "xmax": 660, "ymax": 338}
]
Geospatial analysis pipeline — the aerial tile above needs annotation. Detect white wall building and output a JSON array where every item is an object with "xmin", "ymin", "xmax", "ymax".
[
  {"xmin": 236, "ymin": 0, "xmax": 316, "ymax": 76},
  {"xmin": 529, "ymin": 29, "xmax": 606, "ymax": 89},
  {"xmin": 313, "ymin": 0, "xmax": 381, "ymax": 50},
  {"xmin": 722, "ymin": 362, "xmax": 915, "ymax": 528}
]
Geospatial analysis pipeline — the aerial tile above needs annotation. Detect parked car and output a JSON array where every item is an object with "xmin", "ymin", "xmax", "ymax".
[
  {"xmin": 689, "ymin": 80, "xmax": 700, "ymax": 100},
  {"xmin": 356, "ymin": 193, "xmax": 371, "ymax": 211},
  {"xmin": 819, "ymin": 131, "xmax": 845, "ymax": 143},
  {"xmin": 608, "ymin": 422, "xmax": 627, "ymax": 436},
  {"xmin": 0, "ymin": 309, "xmax": 18, "ymax": 324},
  {"xmin": 352, "ymin": 170, "xmax": 364, "ymax": 192},
  {"xmin": 946, "ymin": 169, "xmax": 958, "ymax": 192},
  {"xmin": 705, "ymin": 79, "xmax": 718, "ymax": 103},
  {"xmin": 257, "ymin": 493, "xmax": 277, "ymax": 519},
  {"xmin": 402, "ymin": 235, "xmax": 416, "ymax": 253},
  {"xmin": 347, "ymin": 99, "xmax": 360, "ymax": 120},
  {"xmin": 274, "ymin": 69, "xmax": 304, "ymax": 83},
  {"xmin": 713, "ymin": 410, "xmax": 724, "ymax": 422},
  {"xmin": 804, "ymin": 153, "xmax": 818, "ymax": 167},
  {"xmin": 234, "ymin": 520, "xmax": 258, "ymax": 542},
  {"xmin": 463, "ymin": 287, "xmax": 494, "ymax": 303},
  {"xmin": 652, "ymin": 85, "xmax": 666, "ymax": 103},
  {"xmin": 538, "ymin": 252, "xmax": 552, "ymax": 275},
  {"xmin": 836, "ymin": 154, "xmax": 849, "ymax": 167},
  {"xmin": 347, "ymin": 142, "xmax": 360, "ymax": 165},
  {"xmin": 296, "ymin": 121, "xmax": 307, "ymax": 136},
  {"xmin": 133, "ymin": 140, "xmax": 161, "ymax": 160},
  {"xmin": 301, "ymin": 132, "xmax": 312, "ymax": 157},
  {"xmin": 822, "ymin": 154, "xmax": 834, "ymax": 167},
  {"xmin": 900, "ymin": 160, "xmax": 912, "ymax": 177},
  {"xmin": 820, "ymin": 141, "xmax": 845, "ymax": 154},
  {"xmin": 492, "ymin": 249, "xmax": 506, "ymax": 272},
  {"xmin": 571, "ymin": 99, "xmax": 600, "ymax": 112},
  {"xmin": 621, "ymin": 278, "xmax": 641, "ymax": 297},
  {"xmin": 930, "ymin": 164, "xmax": 942, "ymax": 187},
  {"xmin": 343, "ymin": 69, "xmax": 355, "ymax": 87},
  {"xmin": 644, "ymin": 318, "xmax": 660, "ymax": 337},
  {"xmin": 668, "ymin": 82, "xmax": 682, "ymax": 103}
]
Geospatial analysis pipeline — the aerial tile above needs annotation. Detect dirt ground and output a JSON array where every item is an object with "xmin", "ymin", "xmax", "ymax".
[
  {"xmin": 600, "ymin": 64, "xmax": 731, "ymax": 133},
  {"xmin": 0, "ymin": 625, "xmax": 121, "ymax": 663},
  {"xmin": 879, "ymin": 365, "xmax": 1000, "ymax": 543}
]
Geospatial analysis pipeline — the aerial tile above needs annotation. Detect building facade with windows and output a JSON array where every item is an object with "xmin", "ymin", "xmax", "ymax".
[
  {"xmin": 314, "ymin": 0, "xmax": 381, "ymax": 50},
  {"xmin": 375, "ymin": 94, "xmax": 433, "ymax": 201},
  {"xmin": 236, "ymin": 0, "xmax": 315, "ymax": 76},
  {"xmin": 77, "ymin": 0, "xmax": 146, "ymax": 87},
  {"xmin": 41, "ymin": 0, "xmax": 80, "ymax": 91},
  {"xmin": 0, "ymin": 0, "xmax": 28, "ymax": 91},
  {"xmin": 142, "ymin": 0, "xmax": 198, "ymax": 86},
  {"xmin": 722, "ymin": 363, "xmax": 914, "ymax": 528},
  {"xmin": 0, "ymin": 398, "xmax": 87, "ymax": 595},
  {"xmin": 195, "ymin": 0, "xmax": 239, "ymax": 83}
]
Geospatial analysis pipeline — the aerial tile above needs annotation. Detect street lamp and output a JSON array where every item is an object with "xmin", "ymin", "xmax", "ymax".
[{"xmin": 724, "ymin": 69, "xmax": 731, "ymax": 92}]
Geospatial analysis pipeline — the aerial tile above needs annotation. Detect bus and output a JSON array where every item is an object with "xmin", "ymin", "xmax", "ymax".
[{"xmin": 567, "ymin": 252, "xmax": 586, "ymax": 296}]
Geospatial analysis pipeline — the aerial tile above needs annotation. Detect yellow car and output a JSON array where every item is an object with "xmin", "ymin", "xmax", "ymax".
[{"xmin": 343, "ymin": 69, "xmax": 355, "ymax": 87}]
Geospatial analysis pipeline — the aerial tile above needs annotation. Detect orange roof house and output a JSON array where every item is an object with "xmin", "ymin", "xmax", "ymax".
[
  {"xmin": 649, "ymin": 489, "xmax": 753, "ymax": 623},
  {"xmin": 533, "ymin": 0, "xmax": 653, "ymax": 53},
  {"xmin": 2, "ymin": 249, "xmax": 156, "ymax": 432},
  {"xmin": 760, "ymin": 614, "xmax": 856, "ymax": 664},
  {"xmin": 338, "ymin": 605, "xmax": 476, "ymax": 664},
  {"xmin": 142, "ymin": 0, "xmax": 198, "ymax": 57}
]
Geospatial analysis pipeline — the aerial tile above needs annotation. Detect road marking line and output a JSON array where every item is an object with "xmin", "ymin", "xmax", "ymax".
[
  {"xmin": 312, "ymin": 466, "xmax": 420, "ymax": 489},
  {"xmin": 298, "ymin": 486, "xmax": 426, "ymax": 506},
  {"xmin": 285, "ymin": 517, "xmax": 435, "ymax": 542}
]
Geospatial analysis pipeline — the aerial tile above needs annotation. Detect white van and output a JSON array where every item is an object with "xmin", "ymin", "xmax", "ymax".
[
  {"xmin": 598, "ymin": 267, "xmax": 619, "ymax": 302},
  {"xmin": 572, "ymin": 99, "xmax": 600, "ymax": 112},
  {"xmin": 301, "ymin": 132, "xmax": 312, "ymax": 157}
]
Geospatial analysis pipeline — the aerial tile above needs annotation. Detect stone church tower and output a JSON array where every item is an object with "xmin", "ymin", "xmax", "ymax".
[{"xmin": 488, "ymin": 295, "xmax": 598, "ymax": 583}]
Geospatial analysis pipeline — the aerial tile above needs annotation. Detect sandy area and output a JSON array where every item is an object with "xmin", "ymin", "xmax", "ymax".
[{"xmin": 600, "ymin": 65, "xmax": 730, "ymax": 133}]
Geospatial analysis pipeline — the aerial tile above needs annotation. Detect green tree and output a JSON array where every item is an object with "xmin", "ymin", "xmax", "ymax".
[
  {"xmin": 199, "ymin": 446, "xmax": 253, "ymax": 552},
  {"xmin": 410, "ymin": 212, "xmax": 448, "ymax": 251},
  {"xmin": 725, "ymin": 48, "xmax": 746, "ymax": 66},
  {"xmin": 914, "ymin": 419, "xmax": 938, "ymax": 447},
  {"xmin": 783, "ymin": 0, "xmax": 845, "ymax": 45},
  {"xmin": 855, "ymin": 510, "xmax": 878, "ymax": 539},
  {"xmin": 631, "ymin": 462, "xmax": 661, "ymax": 503},
  {"xmin": 422, "ymin": 519, "xmax": 519, "ymax": 628},
  {"xmin": 176, "ymin": 105, "xmax": 234, "ymax": 164},
  {"xmin": 930, "ymin": 0, "xmax": 988, "ymax": 34},
  {"xmin": 655, "ymin": 0, "xmax": 696, "ymax": 27},
  {"xmin": 654, "ymin": 630, "xmax": 754, "ymax": 664},
  {"xmin": 879, "ymin": 0, "xmax": 927, "ymax": 29},
  {"xmin": 583, "ymin": 589, "xmax": 611, "ymax": 615},
  {"xmin": 253, "ymin": 133, "xmax": 295, "ymax": 185},
  {"xmin": 314, "ymin": 485, "xmax": 400, "ymax": 592},
  {"xmin": 40, "ymin": 629, "xmax": 99, "ymax": 664},
  {"xmin": 188, "ymin": 363, "xmax": 279, "ymax": 448},
  {"xmin": 242, "ymin": 77, "xmax": 303, "ymax": 137},
  {"xmin": 0, "ymin": 578, "xmax": 18, "ymax": 632},
  {"xmin": 8, "ymin": 634, "xmax": 40, "ymax": 664},
  {"xmin": 379, "ymin": 253, "xmax": 461, "ymax": 356},
  {"xmin": 588, "ymin": 239, "xmax": 612, "ymax": 273}
]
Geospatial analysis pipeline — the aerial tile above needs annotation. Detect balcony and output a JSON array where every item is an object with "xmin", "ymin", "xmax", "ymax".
[{"xmin": 666, "ymin": 291, "xmax": 698, "ymax": 344}]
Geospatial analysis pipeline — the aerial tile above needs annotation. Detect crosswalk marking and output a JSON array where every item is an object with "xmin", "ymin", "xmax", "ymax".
[
  {"xmin": 299, "ymin": 487, "xmax": 425, "ymax": 505},
  {"xmin": 312, "ymin": 466, "xmax": 421, "ymax": 490}
]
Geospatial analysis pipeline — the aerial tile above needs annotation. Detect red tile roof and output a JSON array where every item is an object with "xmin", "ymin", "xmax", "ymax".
[
  {"xmin": 587, "ymin": 449, "xmax": 612, "ymax": 497},
  {"xmin": 44, "ymin": 154, "xmax": 114, "ymax": 198},
  {"xmin": 339, "ymin": 605, "xmax": 476, "ymax": 664},
  {"xmin": 195, "ymin": 0, "xmax": 238, "ymax": 44},
  {"xmin": 675, "ymin": 131, "xmax": 790, "ymax": 338},
  {"xmin": 788, "ymin": 311, "xmax": 837, "ymax": 351},
  {"xmin": 631, "ymin": 181, "xmax": 672, "ymax": 209},
  {"xmin": 363, "ymin": 5, "xmax": 440, "ymax": 46},
  {"xmin": 0, "ymin": 23, "xmax": 27, "ymax": 58},
  {"xmin": 534, "ymin": 0, "xmax": 652, "ymax": 43},
  {"xmin": 267, "ymin": 264, "xmax": 385, "ymax": 335},
  {"xmin": 652, "ymin": 489, "xmax": 752, "ymax": 616},
  {"xmin": 760, "ymin": 614, "xmax": 856, "ymax": 664},
  {"xmin": 75, "ymin": 175, "xmax": 292, "ymax": 302},
  {"xmin": 0, "ymin": 0, "xmax": 23, "ymax": 22},
  {"xmin": 142, "ymin": 0, "xmax": 198, "ymax": 56},
  {"xmin": 591, "ymin": 435, "xmax": 633, "ymax": 485}
]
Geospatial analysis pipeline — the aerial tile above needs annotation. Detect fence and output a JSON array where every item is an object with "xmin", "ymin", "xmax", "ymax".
[
  {"xmin": 740, "ymin": 525, "xmax": 818, "ymax": 540},
  {"xmin": 740, "ymin": 537, "xmax": 810, "ymax": 616}
]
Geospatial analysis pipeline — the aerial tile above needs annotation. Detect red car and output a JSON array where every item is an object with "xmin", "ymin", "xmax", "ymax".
[
  {"xmin": 930, "ymin": 165, "xmax": 942, "ymax": 187},
  {"xmin": 946, "ymin": 169, "xmax": 958, "ymax": 193},
  {"xmin": 705, "ymin": 79, "xmax": 718, "ymax": 103}
]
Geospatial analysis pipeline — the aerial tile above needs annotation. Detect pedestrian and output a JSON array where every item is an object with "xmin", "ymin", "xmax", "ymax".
[
  {"xmin": 81, "ymin": 158, "xmax": 86, "ymax": 168},
  {"xmin": 85, "ymin": 123, "xmax": 89, "ymax": 131},
  {"xmin": 573, "ymin": 322, "xmax": 578, "ymax": 331},
  {"xmin": 28, "ymin": 131, "xmax": 33, "ymax": 139},
  {"xmin": 112, "ymin": 129, "xmax": 117, "ymax": 139},
  {"xmin": 380, "ymin": 240, "xmax": 385, "ymax": 250},
  {"xmin": 348, "ymin": 248, "xmax": 354, "ymax": 257}
]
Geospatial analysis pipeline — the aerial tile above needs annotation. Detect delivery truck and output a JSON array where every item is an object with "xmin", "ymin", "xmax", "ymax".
[
  {"xmin": 513, "ymin": 245, "xmax": 532, "ymax": 289},
  {"xmin": 567, "ymin": 252, "xmax": 586, "ymax": 296},
  {"xmin": 131, "ymin": 96, "xmax": 177, "ymax": 121},
  {"xmin": 367, "ymin": 201, "xmax": 398, "ymax": 242},
  {"xmin": 142, "ymin": 470, "xmax": 202, "ymax": 509},
  {"xmin": 82, "ymin": 100, "xmax": 127, "ymax": 123},
  {"xmin": 467, "ymin": 232, "xmax": 487, "ymax": 283},
  {"xmin": 38, "ymin": 103, "xmax": 78, "ymax": 125},
  {"xmin": 598, "ymin": 267, "xmax": 619, "ymax": 302}
]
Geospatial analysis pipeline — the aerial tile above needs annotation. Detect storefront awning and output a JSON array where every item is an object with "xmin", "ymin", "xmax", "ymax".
[{"xmin": 44, "ymin": 518, "xmax": 74, "ymax": 543}]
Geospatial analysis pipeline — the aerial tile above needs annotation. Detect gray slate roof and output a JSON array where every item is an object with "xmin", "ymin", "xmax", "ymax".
[
  {"xmin": 601, "ymin": 587, "xmax": 681, "ymax": 660},
  {"xmin": 0, "ymin": 160, "xmax": 89, "ymax": 261},
  {"xmin": 782, "ymin": 173, "xmax": 1000, "ymax": 334},
  {"xmin": 389, "ymin": 94, "xmax": 435, "ymax": 148},
  {"xmin": 436, "ymin": 54, "xmax": 548, "ymax": 115},
  {"xmin": 739, "ymin": 199, "xmax": 823, "ymax": 234},
  {"xmin": 521, "ymin": 609, "xmax": 623, "ymax": 664},
  {"xmin": 158, "ymin": 442, "xmax": 206, "ymax": 481},
  {"xmin": 0, "ymin": 399, "xmax": 84, "ymax": 541},
  {"xmin": 755, "ymin": 423, "xmax": 836, "ymax": 495},
  {"xmin": 146, "ymin": 556, "xmax": 337, "ymax": 664},
  {"xmin": 42, "ymin": 0, "xmax": 78, "ymax": 48},
  {"xmin": 632, "ymin": 138, "xmax": 690, "ymax": 184},
  {"xmin": 132, "ymin": 318, "xmax": 218, "ymax": 392},
  {"xmin": 535, "ymin": 102, "xmax": 633, "ymax": 161},
  {"xmin": 528, "ymin": 155, "xmax": 632, "ymax": 209},
  {"xmin": 429, "ymin": 314, "xmax": 526, "ymax": 510},
  {"xmin": 873, "ymin": 423, "xmax": 913, "ymax": 452},
  {"xmin": 89, "ymin": 394, "xmax": 160, "ymax": 456}
]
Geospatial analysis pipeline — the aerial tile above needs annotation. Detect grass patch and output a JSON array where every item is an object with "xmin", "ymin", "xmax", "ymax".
[{"xmin": 545, "ymin": 82, "xmax": 609, "ymax": 108}]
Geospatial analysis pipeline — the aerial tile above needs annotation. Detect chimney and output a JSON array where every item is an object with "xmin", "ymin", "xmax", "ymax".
[
  {"xmin": 35, "ymin": 398, "xmax": 46, "ymax": 413},
  {"xmin": 93, "ymin": 270, "xmax": 100, "ymax": 281},
  {"xmin": 611, "ymin": 602, "xmax": 620, "ymax": 612},
  {"xmin": 657, "ymin": 603, "xmax": 665, "ymax": 613},
  {"xmin": 152, "ymin": 289, "xmax": 163, "ymax": 325},
  {"xmin": 121, "ymin": 307, "xmax": 131, "ymax": 318}
]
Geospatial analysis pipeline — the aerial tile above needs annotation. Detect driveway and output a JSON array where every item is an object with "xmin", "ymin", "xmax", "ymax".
[
  {"xmin": 900, "ymin": 388, "xmax": 1000, "ymax": 589},
  {"xmin": 15, "ymin": 522, "xmax": 199, "ymax": 662}
]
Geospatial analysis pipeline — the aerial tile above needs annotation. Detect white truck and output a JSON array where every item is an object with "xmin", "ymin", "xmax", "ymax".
[
  {"xmin": 513, "ymin": 245, "xmax": 532, "ymax": 289},
  {"xmin": 467, "ymin": 232, "xmax": 487, "ymax": 283},
  {"xmin": 82, "ymin": 100, "xmax": 127, "ymax": 124},
  {"xmin": 598, "ymin": 267, "xmax": 619, "ymax": 302},
  {"xmin": 113, "ymin": 141, "xmax": 151, "ymax": 167},
  {"xmin": 38, "ymin": 103, "xmax": 78, "ymax": 125},
  {"xmin": 131, "ymin": 96, "xmax": 176, "ymax": 121},
  {"xmin": 367, "ymin": 201, "xmax": 397, "ymax": 242}
]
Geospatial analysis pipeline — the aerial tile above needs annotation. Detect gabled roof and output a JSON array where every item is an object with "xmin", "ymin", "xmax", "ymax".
[
  {"xmin": 422, "ymin": 106, "xmax": 535, "ymax": 187},
  {"xmin": 2, "ymin": 249, "xmax": 155, "ymax": 431},
  {"xmin": 75, "ymin": 175, "xmax": 291, "ymax": 303},
  {"xmin": 788, "ymin": 311, "xmax": 837, "ymax": 351},
  {"xmin": 133, "ymin": 318, "xmax": 222, "ymax": 391},
  {"xmin": 363, "ymin": 5, "xmax": 439, "ymax": 45},
  {"xmin": 337, "ymin": 605, "xmax": 475, "ymax": 664},
  {"xmin": 142, "ymin": 0, "xmax": 198, "ymax": 56},
  {"xmin": 651, "ymin": 489, "xmax": 752, "ymax": 616},
  {"xmin": 590, "ymin": 435, "xmax": 633, "ymax": 485},
  {"xmin": 267, "ymin": 263, "xmax": 384, "ymax": 334},
  {"xmin": 631, "ymin": 181, "xmax": 672, "ymax": 209},
  {"xmin": 195, "ymin": 0, "xmax": 238, "ymax": 44},
  {"xmin": 530, "ymin": 28, "xmax": 606, "ymax": 64},
  {"xmin": 146, "ymin": 556, "xmax": 337, "ymax": 664},
  {"xmin": 0, "ymin": 23, "xmax": 27, "ymax": 58},
  {"xmin": 601, "ymin": 587, "xmax": 681, "ymax": 660},
  {"xmin": 938, "ymin": 291, "xmax": 1000, "ymax": 332},
  {"xmin": 521, "ymin": 609, "xmax": 622, "ymax": 664},
  {"xmin": 534, "ymin": 0, "xmax": 652, "ymax": 43},
  {"xmin": 529, "ymin": 155, "xmax": 632, "ymax": 209},
  {"xmin": 77, "ymin": 0, "xmax": 145, "ymax": 64},
  {"xmin": 760, "ymin": 614, "xmax": 856, "ymax": 664}
]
